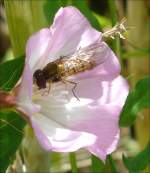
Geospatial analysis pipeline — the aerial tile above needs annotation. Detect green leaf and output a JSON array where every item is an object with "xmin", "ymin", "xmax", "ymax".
[
  {"xmin": 43, "ymin": 0, "xmax": 64, "ymax": 26},
  {"xmin": 123, "ymin": 141, "xmax": 150, "ymax": 173},
  {"xmin": 119, "ymin": 76, "xmax": 150, "ymax": 126},
  {"xmin": 92, "ymin": 12, "xmax": 111, "ymax": 29},
  {"xmin": 72, "ymin": 0, "xmax": 101, "ymax": 30},
  {"xmin": 107, "ymin": 155, "xmax": 118, "ymax": 173},
  {"xmin": 0, "ymin": 110, "xmax": 26, "ymax": 172},
  {"xmin": 91, "ymin": 155, "xmax": 119, "ymax": 173},
  {"xmin": 0, "ymin": 56, "xmax": 24, "ymax": 91},
  {"xmin": 91, "ymin": 155, "xmax": 106, "ymax": 173}
]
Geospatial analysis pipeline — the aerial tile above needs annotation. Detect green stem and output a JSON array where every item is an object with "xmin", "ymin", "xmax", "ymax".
[
  {"xmin": 116, "ymin": 36, "xmax": 121, "ymax": 59},
  {"xmin": 108, "ymin": 0, "xmax": 123, "ymax": 67},
  {"xmin": 69, "ymin": 152, "xmax": 78, "ymax": 173},
  {"xmin": 108, "ymin": 0, "xmax": 118, "ymax": 26},
  {"xmin": 108, "ymin": 155, "xmax": 118, "ymax": 173}
]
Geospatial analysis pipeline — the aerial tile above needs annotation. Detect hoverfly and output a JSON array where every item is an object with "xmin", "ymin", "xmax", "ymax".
[
  {"xmin": 33, "ymin": 18, "xmax": 127, "ymax": 96},
  {"xmin": 33, "ymin": 42, "xmax": 106, "ymax": 99}
]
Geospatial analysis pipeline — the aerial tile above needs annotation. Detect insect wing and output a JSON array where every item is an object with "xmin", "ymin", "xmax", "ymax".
[{"xmin": 66, "ymin": 41, "xmax": 108, "ymax": 65}]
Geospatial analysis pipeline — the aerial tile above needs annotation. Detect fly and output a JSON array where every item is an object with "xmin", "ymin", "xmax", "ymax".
[{"xmin": 33, "ymin": 42, "xmax": 106, "ymax": 99}]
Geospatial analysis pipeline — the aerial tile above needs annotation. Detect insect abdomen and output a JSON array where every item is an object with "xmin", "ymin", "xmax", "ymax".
[{"xmin": 58, "ymin": 59, "xmax": 96, "ymax": 77}]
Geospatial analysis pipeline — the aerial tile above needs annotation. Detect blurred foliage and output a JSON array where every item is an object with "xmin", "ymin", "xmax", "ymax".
[
  {"xmin": 91, "ymin": 155, "xmax": 105, "ymax": 173},
  {"xmin": 123, "ymin": 49, "xmax": 150, "ymax": 59},
  {"xmin": 1, "ymin": 48, "xmax": 14, "ymax": 63},
  {"xmin": 44, "ymin": 0, "xmax": 101, "ymax": 30},
  {"xmin": 0, "ymin": 56, "xmax": 25, "ymax": 172},
  {"xmin": 123, "ymin": 141, "xmax": 150, "ymax": 173},
  {"xmin": 4, "ymin": 1, "xmax": 48, "ymax": 57},
  {"xmin": 0, "ymin": 110, "xmax": 26, "ymax": 173},
  {"xmin": 119, "ymin": 76, "xmax": 150, "ymax": 127},
  {"xmin": 0, "ymin": 56, "xmax": 24, "ymax": 91},
  {"xmin": 91, "ymin": 155, "xmax": 118, "ymax": 173},
  {"xmin": 92, "ymin": 12, "xmax": 111, "ymax": 29}
]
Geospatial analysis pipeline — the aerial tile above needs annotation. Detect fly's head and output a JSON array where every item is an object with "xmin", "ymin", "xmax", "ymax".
[{"xmin": 33, "ymin": 69, "xmax": 47, "ymax": 89}]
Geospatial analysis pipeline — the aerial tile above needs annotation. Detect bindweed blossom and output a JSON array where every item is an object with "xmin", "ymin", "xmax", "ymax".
[{"xmin": 16, "ymin": 6, "xmax": 129, "ymax": 161}]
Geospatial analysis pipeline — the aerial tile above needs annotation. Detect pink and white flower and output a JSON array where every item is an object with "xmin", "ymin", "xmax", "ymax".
[{"xmin": 16, "ymin": 6, "xmax": 129, "ymax": 161}]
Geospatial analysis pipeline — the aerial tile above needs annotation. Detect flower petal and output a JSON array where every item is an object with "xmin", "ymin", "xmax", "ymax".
[
  {"xmin": 31, "ymin": 113, "xmax": 96, "ymax": 152},
  {"xmin": 73, "ymin": 105, "xmax": 121, "ymax": 161},
  {"xmin": 18, "ymin": 6, "xmax": 129, "ymax": 161},
  {"xmin": 98, "ymin": 75, "xmax": 129, "ymax": 105},
  {"xmin": 31, "ymin": 76, "xmax": 128, "ymax": 160},
  {"xmin": 31, "ymin": 103, "xmax": 120, "ymax": 160},
  {"xmin": 34, "ymin": 76, "xmax": 128, "ymax": 126},
  {"xmin": 26, "ymin": 6, "xmax": 101, "ymax": 72},
  {"xmin": 26, "ymin": 28, "xmax": 52, "ymax": 71},
  {"xmin": 46, "ymin": 6, "xmax": 101, "ymax": 61},
  {"xmin": 17, "ymin": 63, "xmax": 41, "ymax": 115},
  {"xmin": 74, "ymin": 75, "xmax": 129, "ymax": 105}
]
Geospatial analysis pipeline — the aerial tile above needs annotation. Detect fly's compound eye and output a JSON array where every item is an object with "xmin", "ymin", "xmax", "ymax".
[{"xmin": 33, "ymin": 69, "xmax": 46, "ymax": 89}]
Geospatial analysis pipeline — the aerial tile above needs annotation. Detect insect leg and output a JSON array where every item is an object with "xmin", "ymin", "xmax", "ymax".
[
  {"xmin": 47, "ymin": 79, "xmax": 52, "ymax": 93},
  {"xmin": 61, "ymin": 78, "xmax": 80, "ymax": 101},
  {"xmin": 41, "ymin": 80, "xmax": 52, "ymax": 96}
]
